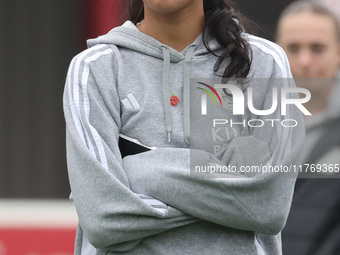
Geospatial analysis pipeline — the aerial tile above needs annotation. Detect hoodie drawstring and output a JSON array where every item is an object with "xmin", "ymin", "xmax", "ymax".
[
  {"xmin": 161, "ymin": 47, "xmax": 172, "ymax": 143},
  {"xmin": 161, "ymin": 45, "xmax": 196, "ymax": 145},
  {"xmin": 183, "ymin": 46, "xmax": 196, "ymax": 145}
]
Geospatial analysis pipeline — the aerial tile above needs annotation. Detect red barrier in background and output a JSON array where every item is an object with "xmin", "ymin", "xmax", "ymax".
[
  {"xmin": 0, "ymin": 228, "xmax": 76, "ymax": 255},
  {"xmin": 0, "ymin": 200, "xmax": 78, "ymax": 255},
  {"xmin": 81, "ymin": 0, "xmax": 126, "ymax": 49}
]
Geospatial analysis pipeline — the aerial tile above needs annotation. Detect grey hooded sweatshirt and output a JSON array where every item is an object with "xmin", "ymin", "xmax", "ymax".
[{"xmin": 63, "ymin": 21, "xmax": 305, "ymax": 255}]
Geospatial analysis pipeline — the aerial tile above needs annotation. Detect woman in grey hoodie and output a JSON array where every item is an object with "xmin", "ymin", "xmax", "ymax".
[{"xmin": 63, "ymin": 0, "xmax": 305, "ymax": 254}]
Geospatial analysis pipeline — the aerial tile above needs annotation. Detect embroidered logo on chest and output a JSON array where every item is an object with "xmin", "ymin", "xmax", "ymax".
[{"xmin": 121, "ymin": 93, "xmax": 141, "ymax": 110}]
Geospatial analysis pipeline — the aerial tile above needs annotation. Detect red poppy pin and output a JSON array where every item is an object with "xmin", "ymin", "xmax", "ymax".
[{"xmin": 170, "ymin": 93, "xmax": 179, "ymax": 106}]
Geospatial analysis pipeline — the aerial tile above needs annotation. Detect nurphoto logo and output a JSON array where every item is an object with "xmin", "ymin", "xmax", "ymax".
[
  {"xmin": 198, "ymin": 83, "xmax": 311, "ymax": 116},
  {"xmin": 196, "ymin": 82, "xmax": 222, "ymax": 115}
]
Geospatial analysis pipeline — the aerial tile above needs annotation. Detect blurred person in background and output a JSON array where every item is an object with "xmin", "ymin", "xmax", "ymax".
[{"xmin": 277, "ymin": 1, "xmax": 340, "ymax": 254}]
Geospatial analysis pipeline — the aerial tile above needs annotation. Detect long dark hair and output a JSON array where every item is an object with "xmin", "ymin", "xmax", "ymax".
[{"xmin": 128, "ymin": 0, "xmax": 253, "ymax": 79}]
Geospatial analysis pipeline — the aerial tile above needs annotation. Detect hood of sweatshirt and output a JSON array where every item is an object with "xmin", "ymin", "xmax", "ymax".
[{"xmin": 87, "ymin": 21, "xmax": 221, "ymax": 144}]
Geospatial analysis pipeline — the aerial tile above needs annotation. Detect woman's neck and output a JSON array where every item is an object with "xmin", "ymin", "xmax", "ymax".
[{"xmin": 138, "ymin": 4, "xmax": 204, "ymax": 52}]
